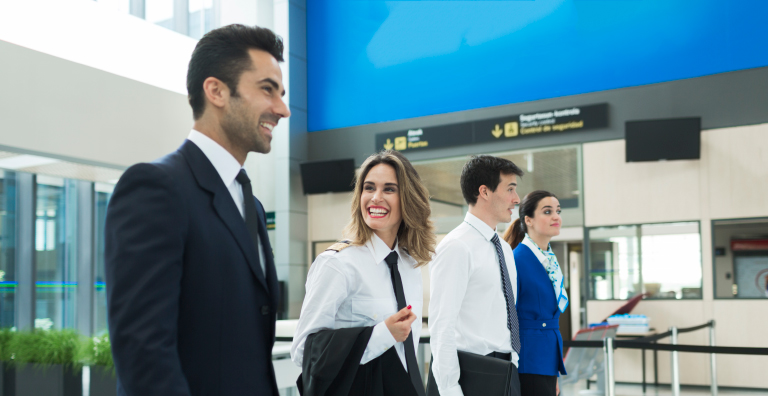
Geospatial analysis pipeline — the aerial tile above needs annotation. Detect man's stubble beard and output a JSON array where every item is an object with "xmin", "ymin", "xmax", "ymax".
[{"xmin": 221, "ymin": 97, "xmax": 271, "ymax": 155}]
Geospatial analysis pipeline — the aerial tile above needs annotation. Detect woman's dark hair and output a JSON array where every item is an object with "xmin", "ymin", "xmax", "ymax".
[
  {"xmin": 503, "ymin": 190, "xmax": 557, "ymax": 250},
  {"xmin": 187, "ymin": 24, "xmax": 284, "ymax": 120},
  {"xmin": 460, "ymin": 155, "xmax": 524, "ymax": 205}
]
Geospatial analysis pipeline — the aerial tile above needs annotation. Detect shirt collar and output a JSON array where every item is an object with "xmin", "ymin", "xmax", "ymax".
[
  {"xmin": 366, "ymin": 233, "xmax": 403, "ymax": 266},
  {"xmin": 187, "ymin": 129, "xmax": 243, "ymax": 188},
  {"xmin": 464, "ymin": 211, "xmax": 498, "ymax": 242},
  {"xmin": 521, "ymin": 233, "xmax": 549, "ymax": 264}
]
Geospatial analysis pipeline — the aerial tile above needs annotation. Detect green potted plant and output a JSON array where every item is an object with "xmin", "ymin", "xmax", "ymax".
[
  {"xmin": 0, "ymin": 328, "xmax": 15, "ymax": 396},
  {"xmin": 9, "ymin": 329, "xmax": 82, "ymax": 396},
  {"xmin": 82, "ymin": 333, "xmax": 115, "ymax": 396}
]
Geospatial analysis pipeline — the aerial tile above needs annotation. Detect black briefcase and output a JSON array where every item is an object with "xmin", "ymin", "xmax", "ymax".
[{"xmin": 426, "ymin": 351, "xmax": 520, "ymax": 396}]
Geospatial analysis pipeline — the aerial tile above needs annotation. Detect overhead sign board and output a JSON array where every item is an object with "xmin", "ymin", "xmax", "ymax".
[
  {"xmin": 376, "ymin": 103, "xmax": 608, "ymax": 152},
  {"xmin": 375, "ymin": 122, "xmax": 473, "ymax": 153}
]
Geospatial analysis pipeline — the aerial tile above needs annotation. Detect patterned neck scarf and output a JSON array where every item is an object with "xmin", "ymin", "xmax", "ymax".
[{"xmin": 525, "ymin": 234, "xmax": 569, "ymax": 313}]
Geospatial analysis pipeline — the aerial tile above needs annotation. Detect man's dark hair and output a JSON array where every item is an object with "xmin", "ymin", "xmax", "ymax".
[
  {"xmin": 187, "ymin": 24, "xmax": 284, "ymax": 120},
  {"xmin": 460, "ymin": 155, "xmax": 524, "ymax": 205}
]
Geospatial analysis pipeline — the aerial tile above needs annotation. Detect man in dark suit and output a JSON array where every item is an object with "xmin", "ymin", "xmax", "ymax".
[{"xmin": 105, "ymin": 24, "xmax": 290, "ymax": 396}]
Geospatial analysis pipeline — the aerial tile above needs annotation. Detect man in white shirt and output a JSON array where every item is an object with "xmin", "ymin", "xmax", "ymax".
[
  {"xmin": 105, "ymin": 25, "xmax": 289, "ymax": 396},
  {"xmin": 428, "ymin": 155, "xmax": 524, "ymax": 396}
]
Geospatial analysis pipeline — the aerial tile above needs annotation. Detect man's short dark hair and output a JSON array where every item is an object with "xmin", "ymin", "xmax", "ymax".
[
  {"xmin": 460, "ymin": 155, "xmax": 524, "ymax": 205},
  {"xmin": 187, "ymin": 24, "xmax": 284, "ymax": 120}
]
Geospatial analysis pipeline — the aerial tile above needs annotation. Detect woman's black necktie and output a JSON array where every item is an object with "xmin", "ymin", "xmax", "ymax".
[{"xmin": 385, "ymin": 251, "xmax": 426, "ymax": 396}]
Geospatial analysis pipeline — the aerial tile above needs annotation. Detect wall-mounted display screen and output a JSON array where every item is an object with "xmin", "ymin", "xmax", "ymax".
[
  {"xmin": 625, "ymin": 117, "xmax": 701, "ymax": 162},
  {"xmin": 307, "ymin": 1, "xmax": 768, "ymax": 132}
]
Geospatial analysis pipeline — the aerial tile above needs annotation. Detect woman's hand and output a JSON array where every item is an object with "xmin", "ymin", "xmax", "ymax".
[
  {"xmin": 556, "ymin": 379, "xmax": 560, "ymax": 395},
  {"xmin": 385, "ymin": 306, "xmax": 417, "ymax": 342}
]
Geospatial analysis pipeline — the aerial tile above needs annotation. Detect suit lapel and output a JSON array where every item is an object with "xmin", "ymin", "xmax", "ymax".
[{"xmin": 180, "ymin": 141, "xmax": 269, "ymax": 292}]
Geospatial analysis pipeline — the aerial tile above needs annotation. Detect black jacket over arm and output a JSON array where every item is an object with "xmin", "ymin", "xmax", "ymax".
[
  {"xmin": 105, "ymin": 141, "xmax": 279, "ymax": 396},
  {"xmin": 299, "ymin": 327, "xmax": 420, "ymax": 396}
]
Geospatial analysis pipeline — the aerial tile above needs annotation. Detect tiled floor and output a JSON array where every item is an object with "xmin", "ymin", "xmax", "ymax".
[{"xmin": 560, "ymin": 382, "xmax": 768, "ymax": 395}]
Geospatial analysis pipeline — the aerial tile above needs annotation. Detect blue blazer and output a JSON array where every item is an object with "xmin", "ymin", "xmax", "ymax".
[
  {"xmin": 513, "ymin": 243, "xmax": 567, "ymax": 376},
  {"xmin": 105, "ymin": 140, "xmax": 280, "ymax": 396}
]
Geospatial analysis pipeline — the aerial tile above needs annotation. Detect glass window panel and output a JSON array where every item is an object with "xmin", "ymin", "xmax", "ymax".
[
  {"xmin": 188, "ymin": 0, "xmax": 214, "ymax": 39},
  {"xmin": 35, "ymin": 177, "xmax": 78, "ymax": 330},
  {"xmin": 146, "ymin": 0, "xmax": 175, "ymax": 30},
  {"xmin": 588, "ymin": 222, "xmax": 701, "ymax": 300},
  {"xmin": 712, "ymin": 218, "xmax": 768, "ymax": 299},
  {"xmin": 588, "ymin": 225, "xmax": 640, "ymax": 300},
  {"xmin": 0, "ymin": 171, "xmax": 17, "ymax": 328},
  {"xmin": 640, "ymin": 222, "xmax": 701, "ymax": 299},
  {"xmin": 412, "ymin": 145, "xmax": 583, "ymax": 234},
  {"xmin": 93, "ymin": 183, "xmax": 114, "ymax": 335},
  {"xmin": 94, "ymin": 0, "xmax": 131, "ymax": 14}
]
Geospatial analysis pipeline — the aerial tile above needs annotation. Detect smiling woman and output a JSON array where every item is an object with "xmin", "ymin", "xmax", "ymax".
[
  {"xmin": 346, "ymin": 150, "xmax": 435, "ymax": 267},
  {"xmin": 291, "ymin": 150, "xmax": 435, "ymax": 396},
  {"xmin": 360, "ymin": 163, "xmax": 402, "ymax": 247}
]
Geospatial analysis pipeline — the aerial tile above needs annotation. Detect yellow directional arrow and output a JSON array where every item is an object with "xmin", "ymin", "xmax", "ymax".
[
  {"xmin": 491, "ymin": 124, "xmax": 503, "ymax": 138},
  {"xmin": 384, "ymin": 138, "xmax": 394, "ymax": 150}
]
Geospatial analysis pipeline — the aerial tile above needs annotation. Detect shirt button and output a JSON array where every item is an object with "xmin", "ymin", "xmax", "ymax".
[
  {"xmin": 261, "ymin": 306, "xmax": 270, "ymax": 315},
  {"xmin": 374, "ymin": 314, "xmax": 378, "ymax": 319},
  {"xmin": 542, "ymin": 323, "xmax": 547, "ymax": 327}
]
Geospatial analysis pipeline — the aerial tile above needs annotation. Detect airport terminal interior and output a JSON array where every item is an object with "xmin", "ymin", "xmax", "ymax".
[{"xmin": 1, "ymin": 0, "xmax": 767, "ymax": 395}]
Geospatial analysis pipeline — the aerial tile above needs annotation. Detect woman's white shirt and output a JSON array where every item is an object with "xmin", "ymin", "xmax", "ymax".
[{"xmin": 291, "ymin": 233, "xmax": 423, "ymax": 372}]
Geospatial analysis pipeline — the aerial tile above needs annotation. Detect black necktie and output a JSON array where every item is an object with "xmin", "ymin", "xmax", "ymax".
[
  {"xmin": 235, "ymin": 169, "xmax": 265, "ymax": 280},
  {"xmin": 385, "ymin": 251, "xmax": 426, "ymax": 396},
  {"xmin": 491, "ymin": 234, "xmax": 521, "ymax": 354}
]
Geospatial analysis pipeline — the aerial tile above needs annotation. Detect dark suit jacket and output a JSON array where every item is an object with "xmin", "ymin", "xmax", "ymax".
[
  {"xmin": 299, "ymin": 327, "xmax": 419, "ymax": 396},
  {"xmin": 105, "ymin": 140, "xmax": 280, "ymax": 396}
]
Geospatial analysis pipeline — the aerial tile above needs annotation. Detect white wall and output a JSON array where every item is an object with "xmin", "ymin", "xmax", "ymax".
[
  {"xmin": 0, "ymin": 0, "xmax": 201, "ymax": 167},
  {"xmin": 0, "ymin": 40, "xmax": 191, "ymax": 167},
  {"xmin": 0, "ymin": 0, "xmax": 196, "ymax": 95},
  {"xmin": 584, "ymin": 122, "xmax": 768, "ymax": 389},
  {"xmin": 584, "ymin": 122, "xmax": 768, "ymax": 226}
]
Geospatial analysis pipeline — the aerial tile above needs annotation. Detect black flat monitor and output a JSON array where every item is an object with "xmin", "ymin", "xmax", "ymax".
[
  {"xmin": 300, "ymin": 159, "xmax": 356, "ymax": 194},
  {"xmin": 625, "ymin": 117, "xmax": 701, "ymax": 162}
]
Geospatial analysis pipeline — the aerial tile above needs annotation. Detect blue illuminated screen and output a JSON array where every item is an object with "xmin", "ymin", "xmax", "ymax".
[{"xmin": 307, "ymin": 0, "xmax": 768, "ymax": 132}]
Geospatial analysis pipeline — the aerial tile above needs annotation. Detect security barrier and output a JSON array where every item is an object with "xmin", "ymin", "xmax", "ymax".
[
  {"xmin": 274, "ymin": 319, "xmax": 768, "ymax": 396},
  {"xmin": 562, "ymin": 320, "xmax": 768, "ymax": 396}
]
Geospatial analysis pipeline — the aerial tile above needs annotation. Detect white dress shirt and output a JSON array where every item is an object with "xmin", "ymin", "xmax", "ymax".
[
  {"xmin": 187, "ymin": 130, "xmax": 266, "ymax": 274},
  {"xmin": 428, "ymin": 212, "xmax": 519, "ymax": 396},
  {"xmin": 291, "ymin": 233, "xmax": 423, "ymax": 371}
]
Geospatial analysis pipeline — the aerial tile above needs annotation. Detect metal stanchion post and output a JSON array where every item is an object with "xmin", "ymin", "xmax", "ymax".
[
  {"xmin": 604, "ymin": 337, "xmax": 615, "ymax": 396},
  {"xmin": 670, "ymin": 326, "xmax": 680, "ymax": 396},
  {"xmin": 710, "ymin": 320, "xmax": 718, "ymax": 396}
]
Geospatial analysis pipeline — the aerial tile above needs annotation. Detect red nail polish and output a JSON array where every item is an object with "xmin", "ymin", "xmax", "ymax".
[{"xmin": 407, "ymin": 305, "xmax": 412, "ymax": 310}]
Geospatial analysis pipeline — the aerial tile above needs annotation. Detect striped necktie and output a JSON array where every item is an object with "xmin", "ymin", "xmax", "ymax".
[{"xmin": 491, "ymin": 234, "xmax": 521, "ymax": 354}]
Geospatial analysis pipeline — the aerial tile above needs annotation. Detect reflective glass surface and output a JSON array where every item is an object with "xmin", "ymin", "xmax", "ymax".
[
  {"xmin": 713, "ymin": 219, "xmax": 768, "ymax": 299},
  {"xmin": 0, "ymin": 171, "xmax": 17, "ymax": 328},
  {"xmin": 94, "ymin": 184, "xmax": 113, "ymax": 335},
  {"xmin": 35, "ymin": 177, "xmax": 78, "ymax": 330},
  {"xmin": 95, "ymin": 0, "xmax": 131, "ymax": 14},
  {"xmin": 188, "ymin": 0, "xmax": 214, "ymax": 39},
  {"xmin": 146, "ymin": 0, "xmax": 175, "ymax": 30},
  {"xmin": 588, "ymin": 222, "xmax": 701, "ymax": 300}
]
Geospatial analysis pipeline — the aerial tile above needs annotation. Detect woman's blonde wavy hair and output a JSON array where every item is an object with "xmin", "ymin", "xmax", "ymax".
[{"xmin": 343, "ymin": 150, "xmax": 435, "ymax": 268}]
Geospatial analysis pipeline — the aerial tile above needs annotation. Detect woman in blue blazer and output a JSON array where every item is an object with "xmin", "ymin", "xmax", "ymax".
[{"xmin": 503, "ymin": 190, "xmax": 567, "ymax": 396}]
